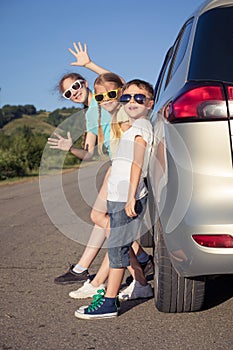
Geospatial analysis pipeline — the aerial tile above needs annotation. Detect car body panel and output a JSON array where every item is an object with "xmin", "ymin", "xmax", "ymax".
[{"xmin": 149, "ymin": 0, "xmax": 233, "ymax": 278}]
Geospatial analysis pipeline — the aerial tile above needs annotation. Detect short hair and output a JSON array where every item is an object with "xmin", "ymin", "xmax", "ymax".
[{"xmin": 122, "ymin": 79, "xmax": 155, "ymax": 100}]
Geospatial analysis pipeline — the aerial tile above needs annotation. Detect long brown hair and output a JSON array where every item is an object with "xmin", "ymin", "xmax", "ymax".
[{"xmin": 94, "ymin": 73, "xmax": 123, "ymax": 155}]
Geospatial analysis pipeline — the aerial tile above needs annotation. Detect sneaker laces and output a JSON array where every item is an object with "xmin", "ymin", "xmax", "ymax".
[{"xmin": 87, "ymin": 289, "xmax": 105, "ymax": 311}]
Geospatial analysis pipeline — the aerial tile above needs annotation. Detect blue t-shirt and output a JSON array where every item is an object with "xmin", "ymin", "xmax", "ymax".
[{"xmin": 85, "ymin": 94, "xmax": 112, "ymax": 154}]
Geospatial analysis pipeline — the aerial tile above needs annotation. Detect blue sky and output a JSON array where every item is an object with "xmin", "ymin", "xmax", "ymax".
[{"xmin": 1, "ymin": 0, "xmax": 206, "ymax": 112}]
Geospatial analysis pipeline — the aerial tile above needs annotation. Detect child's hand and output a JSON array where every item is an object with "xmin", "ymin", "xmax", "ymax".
[
  {"xmin": 125, "ymin": 198, "xmax": 137, "ymax": 218},
  {"xmin": 47, "ymin": 132, "xmax": 73, "ymax": 151},
  {"xmin": 68, "ymin": 42, "xmax": 91, "ymax": 67}
]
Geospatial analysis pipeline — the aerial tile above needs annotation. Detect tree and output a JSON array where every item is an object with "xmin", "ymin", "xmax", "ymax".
[{"xmin": 22, "ymin": 105, "xmax": 37, "ymax": 115}]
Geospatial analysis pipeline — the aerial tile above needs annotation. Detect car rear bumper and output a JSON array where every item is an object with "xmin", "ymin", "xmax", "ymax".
[{"xmin": 163, "ymin": 220, "xmax": 233, "ymax": 277}]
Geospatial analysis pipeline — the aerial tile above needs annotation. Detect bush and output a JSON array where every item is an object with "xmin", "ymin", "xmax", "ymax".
[{"xmin": 0, "ymin": 150, "xmax": 26, "ymax": 180}]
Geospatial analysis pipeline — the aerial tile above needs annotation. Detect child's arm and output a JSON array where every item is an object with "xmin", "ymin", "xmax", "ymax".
[
  {"xmin": 48, "ymin": 131, "xmax": 97, "ymax": 161},
  {"xmin": 125, "ymin": 135, "xmax": 147, "ymax": 217},
  {"xmin": 68, "ymin": 42, "xmax": 110, "ymax": 75}
]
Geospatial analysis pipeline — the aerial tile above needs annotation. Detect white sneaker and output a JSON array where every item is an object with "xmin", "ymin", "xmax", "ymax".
[
  {"xmin": 118, "ymin": 280, "xmax": 153, "ymax": 301},
  {"xmin": 69, "ymin": 279, "xmax": 105, "ymax": 299}
]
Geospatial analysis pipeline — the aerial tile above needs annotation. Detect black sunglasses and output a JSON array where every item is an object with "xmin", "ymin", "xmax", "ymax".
[
  {"xmin": 120, "ymin": 94, "xmax": 150, "ymax": 105},
  {"xmin": 94, "ymin": 89, "xmax": 121, "ymax": 103},
  {"xmin": 63, "ymin": 80, "xmax": 84, "ymax": 99}
]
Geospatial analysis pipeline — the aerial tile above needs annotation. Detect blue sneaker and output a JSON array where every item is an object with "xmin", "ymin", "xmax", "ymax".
[{"xmin": 75, "ymin": 289, "xmax": 118, "ymax": 319}]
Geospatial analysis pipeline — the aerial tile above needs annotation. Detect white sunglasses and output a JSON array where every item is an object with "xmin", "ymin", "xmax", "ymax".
[{"xmin": 63, "ymin": 80, "xmax": 85, "ymax": 99}]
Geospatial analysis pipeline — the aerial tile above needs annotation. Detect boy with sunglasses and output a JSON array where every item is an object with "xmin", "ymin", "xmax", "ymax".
[{"xmin": 75, "ymin": 79, "xmax": 154, "ymax": 319}]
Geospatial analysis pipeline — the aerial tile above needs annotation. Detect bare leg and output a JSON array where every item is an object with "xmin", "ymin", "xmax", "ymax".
[
  {"xmin": 128, "ymin": 248, "xmax": 147, "ymax": 285},
  {"xmin": 105, "ymin": 268, "xmax": 125, "ymax": 298},
  {"xmin": 132, "ymin": 240, "xmax": 146, "ymax": 256},
  {"xmin": 76, "ymin": 225, "xmax": 106, "ymax": 269},
  {"xmin": 90, "ymin": 252, "xmax": 110, "ymax": 288},
  {"xmin": 74, "ymin": 170, "xmax": 110, "ymax": 271},
  {"xmin": 90, "ymin": 167, "xmax": 110, "ymax": 228}
]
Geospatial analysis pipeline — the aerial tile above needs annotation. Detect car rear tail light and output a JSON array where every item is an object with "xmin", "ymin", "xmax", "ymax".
[
  {"xmin": 227, "ymin": 86, "xmax": 233, "ymax": 117},
  {"xmin": 228, "ymin": 86, "xmax": 233, "ymax": 99},
  {"xmin": 192, "ymin": 234, "xmax": 233, "ymax": 248},
  {"xmin": 168, "ymin": 85, "xmax": 227, "ymax": 122}
]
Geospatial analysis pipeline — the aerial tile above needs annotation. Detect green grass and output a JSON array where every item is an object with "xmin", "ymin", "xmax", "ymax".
[{"xmin": 2, "ymin": 112, "xmax": 55, "ymax": 136}]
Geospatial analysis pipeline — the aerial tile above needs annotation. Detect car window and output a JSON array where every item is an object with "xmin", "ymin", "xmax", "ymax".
[
  {"xmin": 154, "ymin": 18, "xmax": 194, "ymax": 102},
  {"xmin": 188, "ymin": 7, "xmax": 233, "ymax": 84},
  {"xmin": 154, "ymin": 47, "xmax": 173, "ymax": 102},
  {"xmin": 167, "ymin": 18, "xmax": 193, "ymax": 84}
]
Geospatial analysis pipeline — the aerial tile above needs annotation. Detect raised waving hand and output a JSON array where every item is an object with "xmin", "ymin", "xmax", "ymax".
[
  {"xmin": 69, "ymin": 42, "xmax": 91, "ymax": 67},
  {"xmin": 68, "ymin": 41, "xmax": 109, "ymax": 75}
]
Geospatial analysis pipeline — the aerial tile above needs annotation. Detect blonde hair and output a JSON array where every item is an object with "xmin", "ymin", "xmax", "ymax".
[{"xmin": 94, "ymin": 73, "xmax": 123, "ymax": 155}]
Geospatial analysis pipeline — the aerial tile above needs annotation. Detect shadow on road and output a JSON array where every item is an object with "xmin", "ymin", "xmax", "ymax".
[
  {"xmin": 119, "ymin": 274, "xmax": 233, "ymax": 315},
  {"xmin": 203, "ymin": 274, "xmax": 233, "ymax": 310},
  {"xmin": 119, "ymin": 295, "xmax": 154, "ymax": 316}
]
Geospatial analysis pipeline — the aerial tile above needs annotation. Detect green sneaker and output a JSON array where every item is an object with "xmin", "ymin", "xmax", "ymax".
[{"xmin": 75, "ymin": 289, "xmax": 118, "ymax": 320}]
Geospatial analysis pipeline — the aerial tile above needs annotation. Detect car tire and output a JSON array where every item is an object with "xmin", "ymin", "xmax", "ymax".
[{"xmin": 154, "ymin": 220, "xmax": 206, "ymax": 313}]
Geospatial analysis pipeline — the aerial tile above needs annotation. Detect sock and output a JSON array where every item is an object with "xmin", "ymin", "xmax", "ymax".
[
  {"xmin": 73, "ymin": 264, "xmax": 87, "ymax": 274},
  {"xmin": 136, "ymin": 252, "xmax": 149, "ymax": 264}
]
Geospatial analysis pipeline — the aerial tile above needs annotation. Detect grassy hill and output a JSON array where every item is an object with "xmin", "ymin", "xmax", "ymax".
[
  {"xmin": 1, "ymin": 107, "xmax": 85, "ymax": 137},
  {"xmin": 2, "ymin": 112, "xmax": 55, "ymax": 136}
]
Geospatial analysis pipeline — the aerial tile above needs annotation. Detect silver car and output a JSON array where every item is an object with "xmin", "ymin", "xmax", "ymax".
[{"xmin": 148, "ymin": 0, "xmax": 233, "ymax": 313}]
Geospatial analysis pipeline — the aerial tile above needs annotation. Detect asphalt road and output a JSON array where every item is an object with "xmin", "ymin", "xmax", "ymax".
[{"xmin": 0, "ymin": 163, "xmax": 233, "ymax": 350}]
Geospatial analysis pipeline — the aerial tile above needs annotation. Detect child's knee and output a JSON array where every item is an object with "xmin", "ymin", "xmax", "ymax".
[
  {"xmin": 90, "ymin": 209, "xmax": 104, "ymax": 226},
  {"xmin": 90, "ymin": 209, "xmax": 98, "ymax": 224}
]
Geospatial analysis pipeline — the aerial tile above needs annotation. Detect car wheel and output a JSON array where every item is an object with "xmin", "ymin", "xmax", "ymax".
[{"xmin": 153, "ymin": 220, "xmax": 206, "ymax": 313}]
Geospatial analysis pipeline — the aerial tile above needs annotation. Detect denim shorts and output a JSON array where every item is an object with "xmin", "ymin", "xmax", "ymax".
[{"xmin": 107, "ymin": 196, "xmax": 147, "ymax": 268}]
